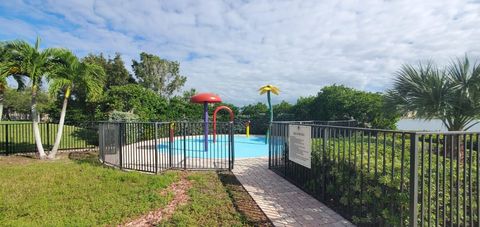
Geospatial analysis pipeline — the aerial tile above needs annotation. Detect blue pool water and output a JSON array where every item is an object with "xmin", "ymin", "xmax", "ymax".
[
  {"xmin": 232, "ymin": 135, "xmax": 269, "ymax": 158},
  {"xmin": 157, "ymin": 135, "xmax": 269, "ymax": 158}
]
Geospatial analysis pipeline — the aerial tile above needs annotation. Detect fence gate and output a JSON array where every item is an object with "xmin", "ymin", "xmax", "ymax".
[
  {"xmin": 99, "ymin": 121, "xmax": 234, "ymax": 173},
  {"xmin": 99, "ymin": 123, "xmax": 120, "ymax": 166}
]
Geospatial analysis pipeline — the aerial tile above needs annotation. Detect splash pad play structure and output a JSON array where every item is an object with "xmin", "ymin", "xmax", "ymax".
[
  {"xmin": 190, "ymin": 92, "xmax": 235, "ymax": 151},
  {"xmin": 99, "ymin": 91, "xmax": 273, "ymax": 175},
  {"xmin": 213, "ymin": 105, "xmax": 234, "ymax": 142},
  {"xmin": 259, "ymin": 85, "xmax": 280, "ymax": 143},
  {"xmin": 161, "ymin": 89, "xmax": 277, "ymax": 157}
]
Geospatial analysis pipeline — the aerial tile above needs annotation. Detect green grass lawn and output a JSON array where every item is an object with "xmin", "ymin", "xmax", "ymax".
[
  {"xmin": 160, "ymin": 172, "xmax": 246, "ymax": 226},
  {"xmin": 0, "ymin": 121, "xmax": 96, "ymax": 154},
  {"xmin": 0, "ymin": 152, "xmax": 252, "ymax": 226}
]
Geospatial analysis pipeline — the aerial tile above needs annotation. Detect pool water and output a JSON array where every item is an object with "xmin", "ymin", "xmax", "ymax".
[
  {"xmin": 157, "ymin": 135, "xmax": 269, "ymax": 158},
  {"xmin": 232, "ymin": 135, "xmax": 269, "ymax": 158}
]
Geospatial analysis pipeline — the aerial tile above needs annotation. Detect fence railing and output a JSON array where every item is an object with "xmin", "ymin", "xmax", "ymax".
[
  {"xmin": 272, "ymin": 120, "xmax": 357, "ymax": 126},
  {"xmin": 0, "ymin": 121, "xmax": 98, "ymax": 155},
  {"xmin": 269, "ymin": 122, "xmax": 480, "ymax": 226},
  {"xmin": 99, "ymin": 121, "xmax": 234, "ymax": 173}
]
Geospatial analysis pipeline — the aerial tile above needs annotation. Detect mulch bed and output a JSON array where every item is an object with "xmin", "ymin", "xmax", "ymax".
[{"xmin": 218, "ymin": 171, "xmax": 273, "ymax": 226}]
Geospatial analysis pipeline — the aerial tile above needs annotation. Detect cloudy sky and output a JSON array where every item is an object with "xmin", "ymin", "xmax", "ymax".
[{"xmin": 1, "ymin": 0, "xmax": 480, "ymax": 105}]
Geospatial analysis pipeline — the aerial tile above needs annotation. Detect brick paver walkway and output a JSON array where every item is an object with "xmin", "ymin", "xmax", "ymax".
[{"xmin": 233, "ymin": 158, "xmax": 354, "ymax": 227}]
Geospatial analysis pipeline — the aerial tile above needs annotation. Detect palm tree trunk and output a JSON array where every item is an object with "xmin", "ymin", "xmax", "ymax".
[
  {"xmin": 445, "ymin": 123, "xmax": 465, "ymax": 161},
  {"xmin": 0, "ymin": 101, "xmax": 3, "ymax": 122},
  {"xmin": 31, "ymin": 85, "xmax": 47, "ymax": 159},
  {"xmin": 265, "ymin": 91, "xmax": 272, "ymax": 144},
  {"xmin": 48, "ymin": 89, "xmax": 69, "ymax": 159}
]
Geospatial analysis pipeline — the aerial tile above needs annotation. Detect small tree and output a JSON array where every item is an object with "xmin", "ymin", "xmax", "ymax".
[
  {"xmin": 132, "ymin": 52, "xmax": 186, "ymax": 97},
  {"xmin": 386, "ymin": 56, "xmax": 480, "ymax": 131},
  {"xmin": 1, "ymin": 38, "xmax": 65, "ymax": 159},
  {"xmin": 47, "ymin": 51, "xmax": 105, "ymax": 159}
]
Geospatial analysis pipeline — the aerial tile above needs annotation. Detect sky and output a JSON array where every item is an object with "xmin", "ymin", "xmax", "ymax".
[{"xmin": 1, "ymin": 0, "xmax": 480, "ymax": 106}]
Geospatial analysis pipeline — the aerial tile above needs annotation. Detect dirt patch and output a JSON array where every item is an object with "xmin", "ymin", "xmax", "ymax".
[
  {"xmin": 0, "ymin": 154, "xmax": 38, "ymax": 165},
  {"xmin": 218, "ymin": 171, "xmax": 273, "ymax": 226},
  {"xmin": 0, "ymin": 150, "xmax": 98, "ymax": 165},
  {"xmin": 121, "ymin": 172, "xmax": 192, "ymax": 227}
]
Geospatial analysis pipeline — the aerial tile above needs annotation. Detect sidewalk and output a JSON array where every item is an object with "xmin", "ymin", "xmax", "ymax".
[{"xmin": 233, "ymin": 158, "xmax": 354, "ymax": 227}]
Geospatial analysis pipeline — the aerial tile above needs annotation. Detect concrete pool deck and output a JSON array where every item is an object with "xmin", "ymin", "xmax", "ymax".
[{"xmin": 233, "ymin": 158, "xmax": 354, "ymax": 227}]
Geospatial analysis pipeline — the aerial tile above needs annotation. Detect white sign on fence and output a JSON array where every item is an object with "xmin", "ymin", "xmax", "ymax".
[{"xmin": 288, "ymin": 125, "xmax": 312, "ymax": 169}]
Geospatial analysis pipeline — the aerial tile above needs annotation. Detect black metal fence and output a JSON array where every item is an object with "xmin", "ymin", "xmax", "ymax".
[
  {"xmin": 99, "ymin": 121, "xmax": 235, "ymax": 173},
  {"xmin": 269, "ymin": 122, "xmax": 480, "ymax": 226},
  {"xmin": 0, "ymin": 121, "xmax": 98, "ymax": 155}
]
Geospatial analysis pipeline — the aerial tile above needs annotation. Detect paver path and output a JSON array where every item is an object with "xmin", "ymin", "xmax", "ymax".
[{"xmin": 233, "ymin": 158, "xmax": 354, "ymax": 227}]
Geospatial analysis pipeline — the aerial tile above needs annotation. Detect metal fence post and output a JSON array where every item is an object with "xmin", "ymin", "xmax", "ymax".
[
  {"xmin": 409, "ymin": 133, "xmax": 419, "ymax": 227},
  {"xmin": 282, "ymin": 124, "xmax": 290, "ymax": 177},
  {"xmin": 269, "ymin": 123, "xmax": 272, "ymax": 169},
  {"xmin": 322, "ymin": 127, "xmax": 328, "ymax": 201},
  {"xmin": 183, "ymin": 122, "xmax": 187, "ymax": 170},
  {"xmin": 284, "ymin": 123, "xmax": 288, "ymax": 177},
  {"xmin": 230, "ymin": 122, "xmax": 235, "ymax": 170},
  {"xmin": 5, "ymin": 124, "xmax": 9, "ymax": 155},
  {"xmin": 118, "ymin": 123, "xmax": 123, "ymax": 169},
  {"xmin": 46, "ymin": 123, "xmax": 50, "ymax": 149},
  {"xmin": 154, "ymin": 123, "xmax": 159, "ymax": 173},
  {"xmin": 169, "ymin": 123, "xmax": 173, "ymax": 168},
  {"xmin": 100, "ymin": 123, "xmax": 105, "ymax": 163},
  {"xmin": 227, "ymin": 123, "xmax": 231, "ymax": 170}
]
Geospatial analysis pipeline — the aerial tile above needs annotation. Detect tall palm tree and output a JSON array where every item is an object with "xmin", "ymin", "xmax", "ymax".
[
  {"xmin": 47, "ymin": 51, "xmax": 105, "ymax": 159},
  {"xmin": 1, "ymin": 37, "xmax": 66, "ymax": 159},
  {"xmin": 259, "ymin": 84, "xmax": 280, "ymax": 143},
  {"xmin": 386, "ymin": 56, "xmax": 480, "ymax": 131}
]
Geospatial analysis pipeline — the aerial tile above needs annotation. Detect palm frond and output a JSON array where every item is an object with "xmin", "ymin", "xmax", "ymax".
[
  {"xmin": 387, "ymin": 62, "xmax": 449, "ymax": 120},
  {"xmin": 48, "ymin": 78, "xmax": 72, "ymax": 97},
  {"xmin": 388, "ymin": 55, "xmax": 480, "ymax": 131}
]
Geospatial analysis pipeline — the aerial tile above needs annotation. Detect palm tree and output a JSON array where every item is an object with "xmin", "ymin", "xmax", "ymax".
[
  {"xmin": 386, "ymin": 56, "xmax": 480, "ymax": 131},
  {"xmin": 1, "ymin": 37, "xmax": 66, "ymax": 159},
  {"xmin": 47, "ymin": 51, "xmax": 105, "ymax": 159},
  {"xmin": 259, "ymin": 84, "xmax": 280, "ymax": 143},
  {"xmin": 0, "ymin": 42, "xmax": 26, "ymax": 121}
]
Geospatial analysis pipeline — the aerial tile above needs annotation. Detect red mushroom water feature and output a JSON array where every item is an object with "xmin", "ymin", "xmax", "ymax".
[{"xmin": 190, "ymin": 93, "xmax": 222, "ymax": 151}]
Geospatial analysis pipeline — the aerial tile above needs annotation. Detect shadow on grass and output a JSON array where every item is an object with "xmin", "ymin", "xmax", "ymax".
[{"xmin": 217, "ymin": 171, "xmax": 273, "ymax": 226}]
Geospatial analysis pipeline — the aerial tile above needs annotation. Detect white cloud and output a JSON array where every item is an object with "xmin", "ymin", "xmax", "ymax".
[{"xmin": 1, "ymin": 0, "xmax": 480, "ymax": 105}]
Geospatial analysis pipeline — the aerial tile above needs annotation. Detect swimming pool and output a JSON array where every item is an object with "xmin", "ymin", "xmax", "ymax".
[{"xmin": 158, "ymin": 135, "xmax": 269, "ymax": 158}]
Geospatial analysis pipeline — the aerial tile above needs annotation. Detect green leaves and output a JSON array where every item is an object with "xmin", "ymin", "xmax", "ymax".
[
  {"xmin": 310, "ymin": 85, "xmax": 399, "ymax": 129},
  {"xmin": 387, "ymin": 56, "xmax": 480, "ymax": 131},
  {"xmin": 48, "ymin": 50, "xmax": 106, "ymax": 102},
  {"xmin": 96, "ymin": 84, "xmax": 168, "ymax": 121},
  {"xmin": 83, "ymin": 53, "xmax": 133, "ymax": 90},
  {"xmin": 1, "ymin": 38, "xmax": 68, "ymax": 90},
  {"xmin": 132, "ymin": 52, "xmax": 186, "ymax": 98}
]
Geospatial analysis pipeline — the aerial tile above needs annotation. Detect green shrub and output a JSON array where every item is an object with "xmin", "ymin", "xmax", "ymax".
[{"xmin": 285, "ymin": 132, "xmax": 480, "ymax": 226}]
